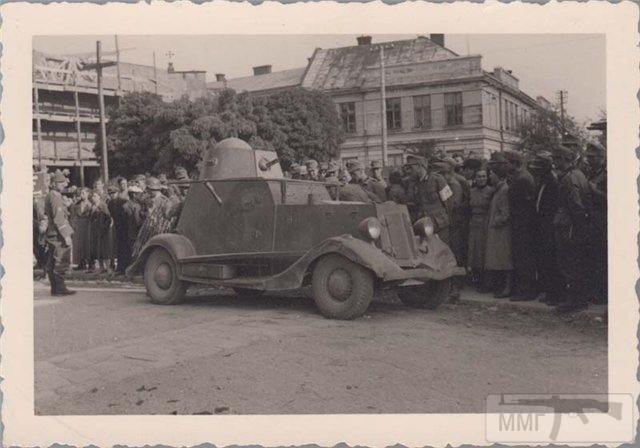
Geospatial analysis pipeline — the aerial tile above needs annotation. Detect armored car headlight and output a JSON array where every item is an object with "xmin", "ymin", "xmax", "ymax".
[
  {"xmin": 413, "ymin": 217, "xmax": 435, "ymax": 238},
  {"xmin": 359, "ymin": 217, "xmax": 382, "ymax": 240}
]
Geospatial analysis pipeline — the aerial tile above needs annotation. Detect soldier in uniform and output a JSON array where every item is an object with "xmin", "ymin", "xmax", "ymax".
[
  {"xmin": 585, "ymin": 141, "xmax": 607, "ymax": 303},
  {"xmin": 405, "ymin": 155, "xmax": 453, "ymax": 243},
  {"xmin": 367, "ymin": 160, "xmax": 388, "ymax": 201},
  {"xmin": 305, "ymin": 160, "xmax": 320, "ymax": 181},
  {"xmin": 323, "ymin": 161, "xmax": 341, "ymax": 200},
  {"xmin": 552, "ymin": 145, "xmax": 594, "ymax": 313},
  {"xmin": 44, "ymin": 171, "xmax": 76, "ymax": 296},
  {"xmin": 319, "ymin": 161, "xmax": 329, "ymax": 180},
  {"xmin": 339, "ymin": 160, "xmax": 380, "ymax": 203}
]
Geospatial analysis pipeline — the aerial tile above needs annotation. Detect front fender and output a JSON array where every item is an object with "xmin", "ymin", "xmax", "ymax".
[{"xmin": 125, "ymin": 233, "xmax": 196, "ymax": 276}]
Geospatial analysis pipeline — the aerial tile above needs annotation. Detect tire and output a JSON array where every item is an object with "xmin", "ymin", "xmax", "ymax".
[
  {"xmin": 144, "ymin": 248, "xmax": 187, "ymax": 305},
  {"xmin": 311, "ymin": 254, "xmax": 374, "ymax": 320},
  {"xmin": 233, "ymin": 287, "xmax": 265, "ymax": 297},
  {"xmin": 398, "ymin": 279, "xmax": 451, "ymax": 310}
]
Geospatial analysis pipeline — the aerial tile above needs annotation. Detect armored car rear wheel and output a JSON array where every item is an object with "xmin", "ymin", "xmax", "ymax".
[
  {"xmin": 144, "ymin": 248, "xmax": 187, "ymax": 305},
  {"xmin": 311, "ymin": 254, "xmax": 374, "ymax": 320},
  {"xmin": 398, "ymin": 279, "xmax": 451, "ymax": 310}
]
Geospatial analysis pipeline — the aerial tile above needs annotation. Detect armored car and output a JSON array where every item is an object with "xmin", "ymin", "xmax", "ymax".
[{"xmin": 127, "ymin": 138, "xmax": 464, "ymax": 319}]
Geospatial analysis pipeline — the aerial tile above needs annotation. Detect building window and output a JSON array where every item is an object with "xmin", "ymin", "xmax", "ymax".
[
  {"xmin": 339, "ymin": 102, "xmax": 356, "ymax": 134},
  {"xmin": 445, "ymin": 92, "xmax": 463, "ymax": 126},
  {"xmin": 504, "ymin": 100, "xmax": 510, "ymax": 131},
  {"xmin": 386, "ymin": 98, "xmax": 402, "ymax": 131},
  {"xmin": 413, "ymin": 95, "xmax": 431, "ymax": 129}
]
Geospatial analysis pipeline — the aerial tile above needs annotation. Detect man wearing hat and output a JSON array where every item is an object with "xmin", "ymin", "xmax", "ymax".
[
  {"xmin": 339, "ymin": 160, "xmax": 380, "ymax": 203},
  {"xmin": 323, "ymin": 161, "xmax": 341, "ymax": 200},
  {"xmin": 121, "ymin": 185, "xmax": 144, "ymax": 271},
  {"xmin": 44, "ymin": 171, "xmax": 76, "ymax": 295},
  {"xmin": 485, "ymin": 152, "xmax": 514, "ymax": 298},
  {"xmin": 504, "ymin": 150, "xmax": 537, "ymax": 301},
  {"xmin": 305, "ymin": 159, "xmax": 320, "ymax": 181},
  {"xmin": 585, "ymin": 141, "xmax": 607, "ymax": 304},
  {"xmin": 552, "ymin": 145, "xmax": 594, "ymax": 313},
  {"xmin": 319, "ymin": 161, "xmax": 329, "ymax": 180},
  {"xmin": 405, "ymin": 154, "xmax": 453, "ymax": 243},
  {"xmin": 528, "ymin": 151, "xmax": 562, "ymax": 305},
  {"xmin": 367, "ymin": 160, "xmax": 388, "ymax": 202}
]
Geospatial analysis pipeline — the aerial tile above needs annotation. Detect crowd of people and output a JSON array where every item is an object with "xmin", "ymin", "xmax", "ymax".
[
  {"xmin": 286, "ymin": 142, "xmax": 607, "ymax": 313},
  {"xmin": 35, "ymin": 142, "xmax": 607, "ymax": 313},
  {"xmin": 33, "ymin": 166, "xmax": 192, "ymax": 293}
]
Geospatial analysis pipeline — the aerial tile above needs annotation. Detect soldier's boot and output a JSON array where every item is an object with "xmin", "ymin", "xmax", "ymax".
[
  {"xmin": 47, "ymin": 271, "xmax": 57, "ymax": 295},
  {"xmin": 494, "ymin": 271, "xmax": 513, "ymax": 299},
  {"xmin": 52, "ymin": 275, "xmax": 76, "ymax": 296},
  {"xmin": 449, "ymin": 277, "xmax": 462, "ymax": 302}
]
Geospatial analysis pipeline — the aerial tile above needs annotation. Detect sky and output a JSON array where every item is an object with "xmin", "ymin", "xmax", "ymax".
[{"xmin": 34, "ymin": 34, "xmax": 605, "ymax": 124}]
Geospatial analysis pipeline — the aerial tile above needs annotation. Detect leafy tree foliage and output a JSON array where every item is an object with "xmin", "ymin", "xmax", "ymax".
[
  {"xmin": 100, "ymin": 87, "xmax": 344, "ymax": 177},
  {"xmin": 516, "ymin": 107, "xmax": 589, "ymax": 155}
]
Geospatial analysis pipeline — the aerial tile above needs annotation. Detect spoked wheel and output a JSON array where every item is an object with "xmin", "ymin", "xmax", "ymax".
[
  {"xmin": 397, "ymin": 278, "xmax": 451, "ymax": 310},
  {"xmin": 144, "ymin": 248, "xmax": 187, "ymax": 305},
  {"xmin": 311, "ymin": 254, "xmax": 374, "ymax": 320}
]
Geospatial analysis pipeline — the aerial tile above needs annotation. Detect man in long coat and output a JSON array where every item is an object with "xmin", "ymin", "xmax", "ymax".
[
  {"xmin": 44, "ymin": 171, "xmax": 76, "ymax": 296},
  {"xmin": 528, "ymin": 152, "xmax": 562, "ymax": 305},
  {"xmin": 339, "ymin": 161, "xmax": 381, "ymax": 203},
  {"xmin": 504, "ymin": 150, "xmax": 537, "ymax": 301},
  {"xmin": 585, "ymin": 142, "xmax": 607, "ymax": 304},
  {"xmin": 552, "ymin": 145, "xmax": 595, "ymax": 313},
  {"xmin": 367, "ymin": 160, "xmax": 388, "ymax": 202}
]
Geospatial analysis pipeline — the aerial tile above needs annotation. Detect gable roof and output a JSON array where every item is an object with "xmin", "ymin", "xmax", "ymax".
[
  {"xmin": 207, "ymin": 67, "xmax": 306, "ymax": 93},
  {"xmin": 301, "ymin": 37, "xmax": 459, "ymax": 91}
]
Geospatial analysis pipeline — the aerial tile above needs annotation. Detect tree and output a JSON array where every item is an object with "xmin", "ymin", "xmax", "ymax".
[
  {"xmin": 516, "ymin": 107, "xmax": 589, "ymax": 155},
  {"xmin": 101, "ymin": 87, "xmax": 344, "ymax": 176}
]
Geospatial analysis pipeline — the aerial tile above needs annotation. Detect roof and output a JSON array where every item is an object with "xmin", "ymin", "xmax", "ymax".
[
  {"xmin": 207, "ymin": 67, "xmax": 306, "ymax": 93},
  {"xmin": 301, "ymin": 37, "xmax": 459, "ymax": 91}
]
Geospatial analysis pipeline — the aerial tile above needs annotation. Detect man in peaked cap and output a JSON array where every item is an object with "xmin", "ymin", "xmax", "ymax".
[
  {"xmin": 44, "ymin": 171, "xmax": 76, "ymax": 296},
  {"xmin": 339, "ymin": 160, "xmax": 380, "ymax": 203},
  {"xmin": 323, "ymin": 161, "xmax": 341, "ymax": 200},
  {"xmin": 367, "ymin": 160, "xmax": 388, "ymax": 202},
  {"xmin": 552, "ymin": 145, "xmax": 595, "ymax": 313},
  {"xmin": 319, "ymin": 161, "xmax": 329, "ymax": 179},
  {"xmin": 405, "ymin": 154, "xmax": 453, "ymax": 244}
]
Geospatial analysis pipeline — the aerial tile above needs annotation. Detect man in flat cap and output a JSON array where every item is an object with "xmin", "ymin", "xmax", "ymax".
[
  {"xmin": 44, "ymin": 171, "xmax": 76, "ymax": 296},
  {"xmin": 339, "ymin": 160, "xmax": 381, "ymax": 203},
  {"xmin": 504, "ymin": 150, "xmax": 537, "ymax": 301},
  {"xmin": 367, "ymin": 160, "xmax": 388, "ymax": 202},
  {"xmin": 585, "ymin": 141, "xmax": 607, "ymax": 304},
  {"xmin": 405, "ymin": 154, "xmax": 453, "ymax": 243},
  {"xmin": 552, "ymin": 145, "xmax": 594, "ymax": 313},
  {"xmin": 528, "ymin": 151, "xmax": 562, "ymax": 305},
  {"xmin": 305, "ymin": 159, "xmax": 320, "ymax": 181}
]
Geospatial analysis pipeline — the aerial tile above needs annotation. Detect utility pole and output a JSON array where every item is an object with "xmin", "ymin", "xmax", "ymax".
[
  {"xmin": 378, "ymin": 45, "xmax": 391, "ymax": 169},
  {"xmin": 79, "ymin": 41, "xmax": 116, "ymax": 183},
  {"xmin": 73, "ymin": 73, "xmax": 85, "ymax": 187},
  {"xmin": 115, "ymin": 35, "xmax": 122, "ymax": 108},
  {"xmin": 557, "ymin": 89, "xmax": 567, "ymax": 135},
  {"xmin": 33, "ymin": 66, "xmax": 44, "ymax": 168},
  {"xmin": 153, "ymin": 52, "xmax": 158, "ymax": 95}
]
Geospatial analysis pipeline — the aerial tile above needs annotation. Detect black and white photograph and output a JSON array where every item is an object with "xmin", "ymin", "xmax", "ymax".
[
  {"xmin": 1, "ymin": 1, "xmax": 637, "ymax": 446},
  {"xmin": 33, "ymin": 31, "xmax": 609, "ymax": 413}
]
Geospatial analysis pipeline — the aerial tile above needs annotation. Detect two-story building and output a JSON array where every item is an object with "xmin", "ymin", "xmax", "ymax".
[{"xmin": 209, "ymin": 35, "xmax": 547, "ymax": 166}]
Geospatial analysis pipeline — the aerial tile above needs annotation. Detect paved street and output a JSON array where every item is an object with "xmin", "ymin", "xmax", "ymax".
[{"xmin": 35, "ymin": 280, "xmax": 607, "ymax": 415}]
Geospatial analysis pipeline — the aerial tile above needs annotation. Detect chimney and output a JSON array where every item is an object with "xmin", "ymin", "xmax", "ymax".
[
  {"xmin": 357, "ymin": 35, "xmax": 372, "ymax": 46},
  {"xmin": 167, "ymin": 62, "xmax": 175, "ymax": 74},
  {"xmin": 253, "ymin": 65, "xmax": 272, "ymax": 76},
  {"xmin": 215, "ymin": 73, "xmax": 226, "ymax": 82},
  {"xmin": 430, "ymin": 34, "xmax": 445, "ymax": 47}
]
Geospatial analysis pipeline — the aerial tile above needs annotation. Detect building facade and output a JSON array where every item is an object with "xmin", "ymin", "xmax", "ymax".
[
  {"xmin": 33, "ymin": 50, "xmax": 207, "ymax": 185},
  {"xmin": 209, "ymin": 35, "xmax": 548, "ymax": 165}
]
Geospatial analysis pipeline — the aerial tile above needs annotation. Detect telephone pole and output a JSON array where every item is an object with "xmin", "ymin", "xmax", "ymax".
[
  {"xmin": 373, "ymin": 43, "xmax": 394, "ymax": 169},
  {"xmin": 556, "ymin": 89, "xmax": 568, "ymax": 135},
  {"xmin": 79, "ymin": 41, "xmax": 117, "ymax": 184}
]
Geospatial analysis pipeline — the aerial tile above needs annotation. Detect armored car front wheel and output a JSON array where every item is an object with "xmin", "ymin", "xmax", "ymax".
[
  {"xmin": 397, "ymin": 278, "xmax": 451, "ymax": 310},
  {"xmin": 311, "ymin": 254, "xmax": 374, "ymax": 320},
  {"xmin": 144, "ymin": 248, "xmax": 187, "ymax": 305}
]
